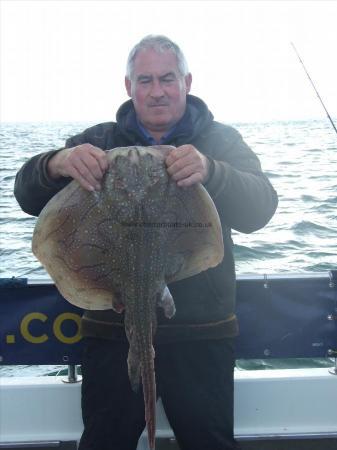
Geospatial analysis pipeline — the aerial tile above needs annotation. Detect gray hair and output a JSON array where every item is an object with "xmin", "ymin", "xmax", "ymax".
[{"xmin": 126, "ymin": 35, "xmax": 189, "ymax": 79}]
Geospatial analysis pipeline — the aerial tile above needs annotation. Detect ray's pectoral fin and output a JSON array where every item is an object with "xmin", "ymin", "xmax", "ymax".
[
  {"xmin": 165, "ymin": 253, "xmax": 186, "ymax": 282},
  {"xmin": 157, "ymin": 286, "xmax": 176, "ymax": 319}
]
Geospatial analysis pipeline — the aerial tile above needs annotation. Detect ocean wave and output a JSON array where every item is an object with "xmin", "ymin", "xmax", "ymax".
[
  {"xmin": 325, "ymin": 195, "xmax": 337, "ymax": 204},
  {"xmin": 301, "ymin": 194, "xmax": 319, "ymax": 202},
  {"xmin": 0, "ymin": 216, "xmax": 36, "ymax": 224},
  {"xmin": 310, "ymin": 204, "xmax": 336, "ymax": 213},
  {"xmin": 1, "ymin": 175, "xmax": 15, "ymax": 182},
  {"xmin": 2, "ymin": 119, "xmax": 336, "ymax": 278},
  {"xmin": 291, "ymin": 220, "xmax": 333, "ymax": 234},
  {"xmin": 234, "ymin": 244, "xmax": 283, "ymax": 259},
  {"xmin": 263, "ymin": 172, "xmax": 282, "ymax": 178},
  {"xmin": 305, "ymin": 262, "xmax": 337, "ymax": 272}
]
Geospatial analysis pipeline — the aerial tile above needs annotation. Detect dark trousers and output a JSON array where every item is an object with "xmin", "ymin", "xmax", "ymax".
[{"xmin": 78, "ymin": 337, "xmax": 240, "ymax": 450}]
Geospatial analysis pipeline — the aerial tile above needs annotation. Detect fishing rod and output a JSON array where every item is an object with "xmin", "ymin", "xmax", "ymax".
[{"xmin": 291, "ymin": 42, "xmax": 337, "ymax": 135}]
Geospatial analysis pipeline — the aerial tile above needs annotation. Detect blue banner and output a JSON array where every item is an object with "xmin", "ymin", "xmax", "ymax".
[
  {"xmin": 236, "ymin": 275, "xmax": 337, "ymax": 359},
  {"xmin": 0, "ymin": 275, "xmax": 336, "ymax": 364},
  {"xmin": 0, "ymin": 281, "xmax": 84, "ymax": 364}
]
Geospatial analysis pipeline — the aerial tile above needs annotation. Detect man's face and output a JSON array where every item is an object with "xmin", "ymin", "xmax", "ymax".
[{"xmin": 125, "ymin": 49, "xmax": 192, "ymax": 135}]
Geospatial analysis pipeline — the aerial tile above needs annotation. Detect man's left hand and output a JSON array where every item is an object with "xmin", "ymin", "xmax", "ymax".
[{"xmin": 165, "ymin": 144, "xmax": 210, "ymax": 187}]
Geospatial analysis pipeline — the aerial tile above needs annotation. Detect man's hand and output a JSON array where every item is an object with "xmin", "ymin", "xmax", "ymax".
[
  {"xmin": 165, "ymin": 144, "xmax": 210, "ymax": 187},
  {"xmin": 48, "ymin": 144, "xmax": 109, "ymax": 191}
]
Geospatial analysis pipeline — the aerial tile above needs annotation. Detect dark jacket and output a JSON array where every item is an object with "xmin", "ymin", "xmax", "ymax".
[{"xmin": 14, "ymin": 95, "xmax": 278, "ymax": 343}]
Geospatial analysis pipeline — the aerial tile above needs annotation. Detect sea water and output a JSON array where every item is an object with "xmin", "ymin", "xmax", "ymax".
[{"xmin": 1, "ymin": 119, "xmax": 336, "ymax": 375}]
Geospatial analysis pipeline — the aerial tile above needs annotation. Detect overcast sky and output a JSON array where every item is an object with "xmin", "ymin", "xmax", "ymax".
[{"xmin": 1, "ymin": 0, "xmax": 337, "ymax": 123}]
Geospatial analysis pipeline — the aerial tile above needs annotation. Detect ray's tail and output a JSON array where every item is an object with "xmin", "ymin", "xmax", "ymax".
[
  {"xmin": 140, "ymin": 344, "xmax": 156, "ymax": 450},
  {"xmin": 127, "ymin": 317, "xmax": 157, "ymax": 450}
]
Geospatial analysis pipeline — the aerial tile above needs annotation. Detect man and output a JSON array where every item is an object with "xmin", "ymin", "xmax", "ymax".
[{"xmin": 14, "ymin": 35, "xmax": 278, "ymax": 450}]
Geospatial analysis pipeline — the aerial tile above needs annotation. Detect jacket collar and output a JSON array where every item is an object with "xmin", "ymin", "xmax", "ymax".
[{"xmin": 116, "ymin": 95, "xmax": 213, "ymax": 145}]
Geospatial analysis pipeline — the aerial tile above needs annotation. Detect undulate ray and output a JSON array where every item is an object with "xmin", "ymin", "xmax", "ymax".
[{"xmin": 32, "ymin": 145, "xmax": 224, "ymax": 450}]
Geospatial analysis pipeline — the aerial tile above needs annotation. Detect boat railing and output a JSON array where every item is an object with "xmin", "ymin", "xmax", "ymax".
[
  {"xmin": 0, "ymin": 271, "xmax": 336, "ymax": 370},
  {"xmin": 0, "ymin": 271, "xmax": 337, "ymax": 449}
]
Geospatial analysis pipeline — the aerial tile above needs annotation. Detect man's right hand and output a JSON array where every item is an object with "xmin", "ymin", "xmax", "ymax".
[{"xmin": 47, "ymin": 144, "xmax": 109, "ymax": 191}]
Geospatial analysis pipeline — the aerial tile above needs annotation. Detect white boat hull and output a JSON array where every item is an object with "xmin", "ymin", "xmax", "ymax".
[{"xmin": 1, "ymin": 368, "xmax": 336, "ymax": 449}]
